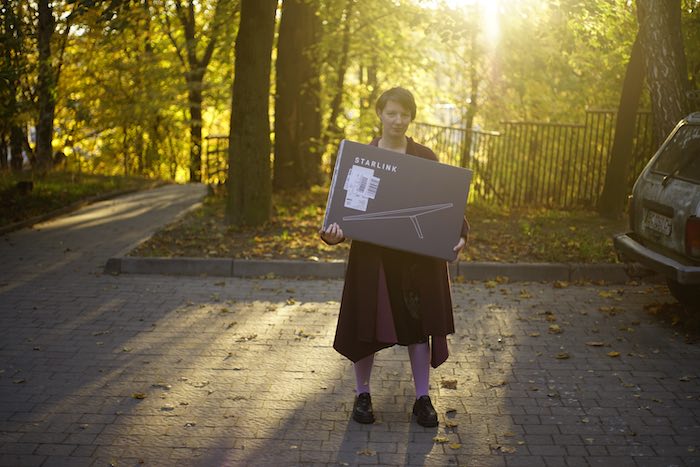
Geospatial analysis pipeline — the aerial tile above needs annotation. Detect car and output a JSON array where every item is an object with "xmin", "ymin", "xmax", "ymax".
[{"xmin": 614, "ymin": 112, "xmax": 700, "ymax": 308}]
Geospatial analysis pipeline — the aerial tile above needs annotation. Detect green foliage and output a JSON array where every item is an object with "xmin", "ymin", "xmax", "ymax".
[{"xmin": 2, "ymin": 0, "xmax": 697, "ymax": 189}]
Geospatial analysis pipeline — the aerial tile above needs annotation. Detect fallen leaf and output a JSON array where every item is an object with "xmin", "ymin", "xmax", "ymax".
[
  {"xmin": 519, "ymin": 289, "xmax": 532, "ymax": 299},
  {"xmin": 555, "ymin": 352, "xmax": 570, "ymax": 359},
  {"xmin": 356, "ymin": 448, "xmax": 375, "ymax": 456},
  {"xmin": 585, "ymin": 341, "xmax": 605, "ymax": 347},
  {"xmin": 548, "ymin": 324, "xmax": 562, "ymax": 334},
  {"xmin": 441, "ymin": 379, "xmax": 458, "ymax": 389},
  {"xmin": 132, "ymin": 393, "xmax": 146, "ymax": 399},
  {"xmin": 599, "ymin": 306, "xmax": 625, "ymax": 315},
  {"xmin": 497, "ymin": 445, "xmax": 517, "ymax": 454},
  {"xmin": 529, "ymin": 332, "xmax": 541, "ymax": 337},
  {"xmin": 236, "ymin": 334, "xmax": 257, "ymax": 342},
  {"xmin": 449, "ymin": 443, "xmax": 462, "ymax": 450},
  {"xmin": 433, "ymin": 435, "xmax": 450, "ymax": 443},
  {"xmin": 488, "ymin": 380, "xmax": 507, "ymax": 388},
  {"xmin": 679, "ymin": 375, "xmax": 694, "ymax": 382},
  {"xmin": 151, "ymin": 383, "xmax": 172, "ymax": 390},
  {"xmin": 607, "ymin": 351, "xmax": 621, "ymax": 358}
]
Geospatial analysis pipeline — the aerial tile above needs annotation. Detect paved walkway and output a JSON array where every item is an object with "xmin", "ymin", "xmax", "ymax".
[{"xmin": 1, "ymin": 184, "xmax": 699, "ymax": 466}]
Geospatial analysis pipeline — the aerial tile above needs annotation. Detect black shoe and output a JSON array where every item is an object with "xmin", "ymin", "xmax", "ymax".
[
  {"xmin": 352, "ymin": 392, "xmax": 375, "ymax": 424},
  {"xmin": 412, "ymin": 395, "xmax": 438, "ymax": 427}
]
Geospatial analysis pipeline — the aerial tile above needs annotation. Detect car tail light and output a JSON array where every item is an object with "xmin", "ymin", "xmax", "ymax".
[{"xmin": 686, "ymin": 216, "xmax": 700, "ymax": 258}]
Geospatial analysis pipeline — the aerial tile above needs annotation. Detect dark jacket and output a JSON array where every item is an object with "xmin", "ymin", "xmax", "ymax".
[{"xmin": 331, "ymin": 136, "xmax": 469, "ymax": 368}]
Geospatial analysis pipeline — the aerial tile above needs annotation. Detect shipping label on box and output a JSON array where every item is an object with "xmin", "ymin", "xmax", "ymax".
[{"xmin": 322, "ymin": 139, "xmax": 472, "ymax": 261}]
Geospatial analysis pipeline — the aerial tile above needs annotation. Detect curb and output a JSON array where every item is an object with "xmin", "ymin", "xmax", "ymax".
[{"xmin": 104, "ymin": 256, "xmax": 658, "ymax": 284}]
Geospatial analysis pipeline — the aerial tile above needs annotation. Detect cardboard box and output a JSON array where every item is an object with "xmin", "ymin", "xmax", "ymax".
[{"xmin": 322, "ymin": 139, "xmax": 472, "ymax": 261}]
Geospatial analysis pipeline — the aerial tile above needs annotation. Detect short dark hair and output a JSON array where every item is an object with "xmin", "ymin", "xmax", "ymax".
[{"xmin": 375, "ymin": 87, "xmax": 417, "ymax": 121}]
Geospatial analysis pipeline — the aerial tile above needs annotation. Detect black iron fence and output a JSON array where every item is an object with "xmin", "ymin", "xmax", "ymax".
[
  {"xmin": 413, "ymin": 110, "xmax": 654, "ymax": 208},
  {"xmin": 203, "ymin": 135, "xmax": 229, "ymax": 184},
  {"xmin": 205, "ymin": 110, "xmax": 654, "ymax": 209}
]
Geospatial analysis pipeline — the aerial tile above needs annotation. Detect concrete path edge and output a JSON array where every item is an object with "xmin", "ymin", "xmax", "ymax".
[{"xmin": 104, "ymin": 256, "xmax": 657, "ymax": 284}]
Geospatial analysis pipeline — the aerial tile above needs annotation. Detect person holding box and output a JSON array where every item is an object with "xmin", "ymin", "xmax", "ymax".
[{"xmin": 320, "ymin": 87, "xmax": 469, "ymax": 427}]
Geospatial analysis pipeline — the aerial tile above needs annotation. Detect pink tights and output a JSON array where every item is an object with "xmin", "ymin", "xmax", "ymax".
[{"xmin": 353, "ymin": 342, "xmax": 430, "ymax": 398}]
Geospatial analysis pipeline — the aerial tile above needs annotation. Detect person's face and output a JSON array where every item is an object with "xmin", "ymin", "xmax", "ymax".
[{"xmin": 378, "ymin": 99, "xmax": 412, "ymax": 138}]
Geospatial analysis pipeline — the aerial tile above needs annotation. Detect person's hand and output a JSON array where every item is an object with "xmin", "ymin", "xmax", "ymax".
[
  {"xmin": 453, "ymin": 235, "xmax": 467, "ymax": 253},
  {"xmin": 320, "ymin": 223, "xmax": 345, "ymax": 245}
]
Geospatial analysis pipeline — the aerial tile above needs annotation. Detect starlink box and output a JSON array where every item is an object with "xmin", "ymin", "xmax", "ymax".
[{"xmin": 322, "ymin": 139, "xmax": 472, "ymax": 261}]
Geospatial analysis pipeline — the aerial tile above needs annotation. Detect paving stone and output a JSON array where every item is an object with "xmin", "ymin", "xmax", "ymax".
[{"xmin": 1, "ymin": 184, "xmax": 699, "ymax": 466}]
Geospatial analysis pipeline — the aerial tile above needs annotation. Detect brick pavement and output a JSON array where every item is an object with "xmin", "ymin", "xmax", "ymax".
[{"xmin": 1, "ymin": 184, "xmax": 699, "ymax": 467}]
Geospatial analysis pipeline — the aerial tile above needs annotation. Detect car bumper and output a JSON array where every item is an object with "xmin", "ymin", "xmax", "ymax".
[{"xmin": 614, "ymin": 233, "xmax": 700, "ymax": 284}]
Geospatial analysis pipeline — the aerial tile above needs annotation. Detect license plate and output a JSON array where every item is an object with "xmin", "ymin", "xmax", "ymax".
[{"xmin": 644, "ymin": 210, "xmax": 672, "ymax": 236}]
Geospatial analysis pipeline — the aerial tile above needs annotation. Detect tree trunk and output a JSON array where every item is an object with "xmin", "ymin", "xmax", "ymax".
[
  {"xmin": 273, "ymin": 0, "xmax": 322, "ymax": 191},
  {"xmin": 166, "ymin": 0, "xmax": 228, "ymax": 182},
  {"xmin": 226, "ymin": 0, "xmax": 277, "ymax": 226},
  {"xmin": 35, "ymin": 0, "xmax": 56, "ymax": 172},
  {"xmin": 637, "ymin": 0, "xmax": 690, "ymax": 147},
  {"xmin": 460, "ymin": 18, "xmax": 480, "ymax": 168},
  {"xmin": 9, "ymin": 125, "xmax": 24, "ymax": 171},
  {"xmin": 598, "ymin": 34, "xmax": 645, "ymax": 219},
  {"xmin": 324, "ymin": 0, "xmax": 354, "ymax": 170},
  {"xmin": 123, "ymin": 125, "xmax": 129, "ymax": 176},
  {"xmin": 0, "ymin": 136, "xmax": 7, "ymax": 170},
  {"xmin": 188, "ymin": 74, "xmax": 204, "ymax": 182}
]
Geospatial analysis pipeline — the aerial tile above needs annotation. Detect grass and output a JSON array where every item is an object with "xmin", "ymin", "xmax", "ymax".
[
  {"xmin": 0, "ymin": 171, "xmax": 162, "ymax": 228},
  {"xmin": 131, "ymin": 185, "xmax": 629, "ymax": 264}
]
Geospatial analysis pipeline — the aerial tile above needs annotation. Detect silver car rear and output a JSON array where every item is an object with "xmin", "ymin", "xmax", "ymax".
[{"xmin": 614, "ymin": 112, "xmax": 700, "ymax": 306}]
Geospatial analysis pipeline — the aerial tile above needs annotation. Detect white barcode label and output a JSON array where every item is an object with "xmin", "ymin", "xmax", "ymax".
[
  {"xmin": 367, "ymin": 176, "xmax": 380, "ymax": 199},
  {"xmin": 343, "ymin": 165, "xmax": 381, "ymax": 211}
]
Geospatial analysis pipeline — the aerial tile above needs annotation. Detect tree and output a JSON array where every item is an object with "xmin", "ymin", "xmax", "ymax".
[
  {"xmin": 0, "ymin": 0, "xmax": 33, "ymax": 171},
  {"xmin": 598, "ymin": 34, "xmax": 645, "ymax": 219},
  {"xmin": 53, "ymin": 1, "xmax": 194, "ymax": 178},
  {"xmin": 226, "ymin": 0, "xmax": 276, "ymax": 226},
  {"xmin": 637, "ymin": 0, "xmax": 691, "ymax": 146},
  {"xmin": 161, "ymin": 0, "xmax": 234, "ymax": 182},
  {"xmin": 34, "ymin": 0, "xmax": 58, "ymax": 171},
  {"xmin": 322, "ymin": 0, "xmax": 354, "ymax": 157},
  {"xmin": 273, "ymin": 0, "xmax": 322, "ymax": 191}
]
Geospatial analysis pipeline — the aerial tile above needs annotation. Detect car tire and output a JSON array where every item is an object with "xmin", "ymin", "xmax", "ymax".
[{"xmin": 666, "ymin": 279, "xmax": 700, "ymax": 309}]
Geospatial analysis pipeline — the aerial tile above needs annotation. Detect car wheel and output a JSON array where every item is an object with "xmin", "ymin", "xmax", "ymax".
[{"xmin": 666, "ymin": 279, "xmax": 700, "ymax": 309}]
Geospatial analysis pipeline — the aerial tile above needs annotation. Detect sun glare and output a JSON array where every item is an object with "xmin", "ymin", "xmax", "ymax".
[{"xmin": 439, "ymin": 0, "xmax": 501, "ymax": 48}]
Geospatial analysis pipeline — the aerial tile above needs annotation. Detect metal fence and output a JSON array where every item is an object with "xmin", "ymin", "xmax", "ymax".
[
  {"xmin": 413, "ymin": 110, "xmax": 654, "ymax": 208},
  {"xmin": 203, "ymin": 135, "xmax": 229, "ymax": 184},
  {"xmin": 205, "ymin": 110, "xmax": 654, "ymax": 209}
]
